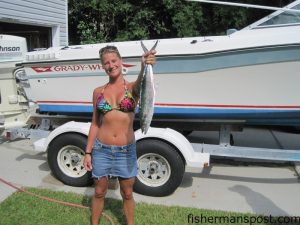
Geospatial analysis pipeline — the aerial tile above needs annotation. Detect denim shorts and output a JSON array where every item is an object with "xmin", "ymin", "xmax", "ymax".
[{"xmin": 91, "ymin": 138, "xmax": 138, "ymax": 179}]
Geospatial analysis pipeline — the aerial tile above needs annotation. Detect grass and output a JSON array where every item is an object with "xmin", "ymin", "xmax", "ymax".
[{"xmin": 0, "ymin": 187, "xmax": 299, "ymax": 225}]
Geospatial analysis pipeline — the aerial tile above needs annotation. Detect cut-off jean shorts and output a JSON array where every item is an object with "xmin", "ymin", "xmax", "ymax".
[{"xmin": 92, "ymin": 138, "xmax": 138, "ymax": 180}]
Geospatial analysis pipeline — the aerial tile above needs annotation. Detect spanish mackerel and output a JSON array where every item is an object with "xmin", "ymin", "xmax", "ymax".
[{"xmin": 139, "ymin": 40, "xmax": 158, "ymax": 134}]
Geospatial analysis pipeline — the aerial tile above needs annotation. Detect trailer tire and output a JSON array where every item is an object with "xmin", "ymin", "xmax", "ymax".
[
  {"xmin": 134, "ymin": 139, "xmax": 185, "ymax": 196},
  {"xmin": 47, "ymin": 133, "xmax": 92, "ymax": 187}
]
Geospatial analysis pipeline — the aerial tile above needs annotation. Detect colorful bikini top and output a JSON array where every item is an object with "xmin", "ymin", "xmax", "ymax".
[{"xmin": 96, "ymin": 80, "xmax": 136, "ymax": 114}]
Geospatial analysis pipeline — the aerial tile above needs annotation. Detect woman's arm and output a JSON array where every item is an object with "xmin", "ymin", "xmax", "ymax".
[{"xmin": 84, "ymin": 88, "xmax": 101, "ymax": 171}]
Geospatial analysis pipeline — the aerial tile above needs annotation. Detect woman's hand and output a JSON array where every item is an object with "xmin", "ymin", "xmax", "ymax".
[
  {"xmin": 142, "ymin": 50, "xmax": 156, "ymax": 65},
  {"xmin": 84, "ymin": 154, "xmax": 93, "ymax": 171}
]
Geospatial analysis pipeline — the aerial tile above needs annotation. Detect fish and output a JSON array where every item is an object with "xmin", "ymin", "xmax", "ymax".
[{"xmin": 139, "ymin": 40, "xmax": 158, "ymax": 134}]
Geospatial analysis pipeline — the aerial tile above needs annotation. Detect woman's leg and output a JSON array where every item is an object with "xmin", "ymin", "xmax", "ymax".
[
  {"xmin": 92, "ymin": 176, "xmax": 109, "ymax": 225},
  {"xmin": 119, "ymin": 177, "xmax": 136, "ymax": 225}
]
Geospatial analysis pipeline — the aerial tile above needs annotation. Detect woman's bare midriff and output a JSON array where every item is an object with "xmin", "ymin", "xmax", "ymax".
[{"xmin": 96, "ymin": 110, "xmax": 135, "ymax": 146}]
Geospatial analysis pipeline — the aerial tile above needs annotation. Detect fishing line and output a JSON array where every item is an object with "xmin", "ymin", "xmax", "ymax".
[{"xmin": 0, "ymin": 177, "xmax": 115, "ymax": 225}]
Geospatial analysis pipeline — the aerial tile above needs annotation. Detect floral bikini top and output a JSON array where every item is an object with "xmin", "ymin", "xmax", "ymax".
[{"xmin": 96, "ymin": 80, "xmax": 136, "ymax": 114}]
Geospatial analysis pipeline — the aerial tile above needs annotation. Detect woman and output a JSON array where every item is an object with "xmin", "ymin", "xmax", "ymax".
[{"xmin": 84, "ymin": 45, "xmax": 156, "ymax": 225}]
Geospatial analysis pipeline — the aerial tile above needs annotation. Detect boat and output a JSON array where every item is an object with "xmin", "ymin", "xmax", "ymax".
[{"xmin": 19, "ymin": 0, "xmax": 300, "ymax": 126}]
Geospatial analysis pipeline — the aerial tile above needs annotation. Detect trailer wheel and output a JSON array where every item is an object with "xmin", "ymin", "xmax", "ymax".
[
  {"xmin": 47, "ymin": 133, "xmax": 92, "ymax": 187},
  {"xmin": 134, "ymin": 139, "xmax": 185, "ymax": 196}
]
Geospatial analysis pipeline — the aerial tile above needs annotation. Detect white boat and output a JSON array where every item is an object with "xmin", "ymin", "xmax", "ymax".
[{"xmin": 19, "ymin": 0, "xmax": 300, "ymax": 126}]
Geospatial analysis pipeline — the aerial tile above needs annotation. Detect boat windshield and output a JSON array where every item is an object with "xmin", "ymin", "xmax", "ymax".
[{"xmin": 245, "ymin": 1, "xmax": 300, "ymax": 29}]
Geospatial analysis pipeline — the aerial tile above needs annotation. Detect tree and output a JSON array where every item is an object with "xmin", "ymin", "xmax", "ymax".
[
  {"xmin": 68, "ymin": 0, "xmax": 205, "ymax": 44},
  {"xmin": 68, "ymin": 0, "xmax": 294, "ymax": 45}
]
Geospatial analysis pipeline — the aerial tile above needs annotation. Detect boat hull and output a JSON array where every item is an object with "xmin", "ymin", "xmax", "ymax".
[{"xmin": 22, "ymin": 43, "xmax": 300, "ymax": 126}]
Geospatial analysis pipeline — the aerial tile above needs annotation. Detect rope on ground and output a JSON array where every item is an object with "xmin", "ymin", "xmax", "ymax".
[{"xmin": 0, "ymin": 177, "xmax": 115, "ymax": 225}]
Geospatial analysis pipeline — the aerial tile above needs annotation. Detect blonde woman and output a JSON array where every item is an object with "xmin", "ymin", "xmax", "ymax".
[{"xmin": 84, "ymin": 45, "xmax": 156, "ymax": 225}]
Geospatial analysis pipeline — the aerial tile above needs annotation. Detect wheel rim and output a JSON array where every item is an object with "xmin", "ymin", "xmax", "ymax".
[
  {"xmin": 137, "ymin": 153, "xmax": 171, "ymax": 187},
  {"xmin": 57, "ymin": 145, "xmax": 87, "ymax": 178}
]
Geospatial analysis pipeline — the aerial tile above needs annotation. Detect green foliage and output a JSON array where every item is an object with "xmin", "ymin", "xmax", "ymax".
[{"xmin": 68, "ymin": 0, "xmax": 294, "ymax": 44}]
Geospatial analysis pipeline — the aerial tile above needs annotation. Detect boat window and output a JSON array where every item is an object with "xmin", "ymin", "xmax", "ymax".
[{"xmin": 258, "ymin": 4, "xmax": 300, "ymax": 26}]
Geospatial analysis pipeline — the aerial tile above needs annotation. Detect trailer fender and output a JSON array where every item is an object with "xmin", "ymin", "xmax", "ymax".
[
  {"xmin": 34, "ymin": 121, "xmax": 90, "ymax": 152},
  {"xmin": 135, "ymin": 127, "xmax": 209, "ymax": 168}
]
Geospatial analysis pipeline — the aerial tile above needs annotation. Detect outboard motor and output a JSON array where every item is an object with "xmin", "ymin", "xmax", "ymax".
[{"xmin": 0, "ymin": 34, "xmax": 29, "ymax": 132}]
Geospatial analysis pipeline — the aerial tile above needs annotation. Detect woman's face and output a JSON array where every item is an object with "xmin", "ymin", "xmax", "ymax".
[{"xmin": 101, "ymin": 52, "xmax": 123, "ymax": 78}]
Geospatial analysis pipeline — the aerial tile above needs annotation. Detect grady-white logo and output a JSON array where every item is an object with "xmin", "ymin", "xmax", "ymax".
[
  {"xmin": 31, "ymin": 63, "xmax": 136, "ymax": 73},
  {"xmin": 32, "ymin": 66, "xmax": 52, "ymax": 73},
  {"xmin": 0, "ymin": 46, "xmax": 21, "ymax": 52}
]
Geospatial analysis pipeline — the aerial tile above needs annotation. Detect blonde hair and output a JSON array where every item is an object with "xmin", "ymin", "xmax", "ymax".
[{"xmin": 99, "ymin": 45, "xmax": 121, "ymax": 62}]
